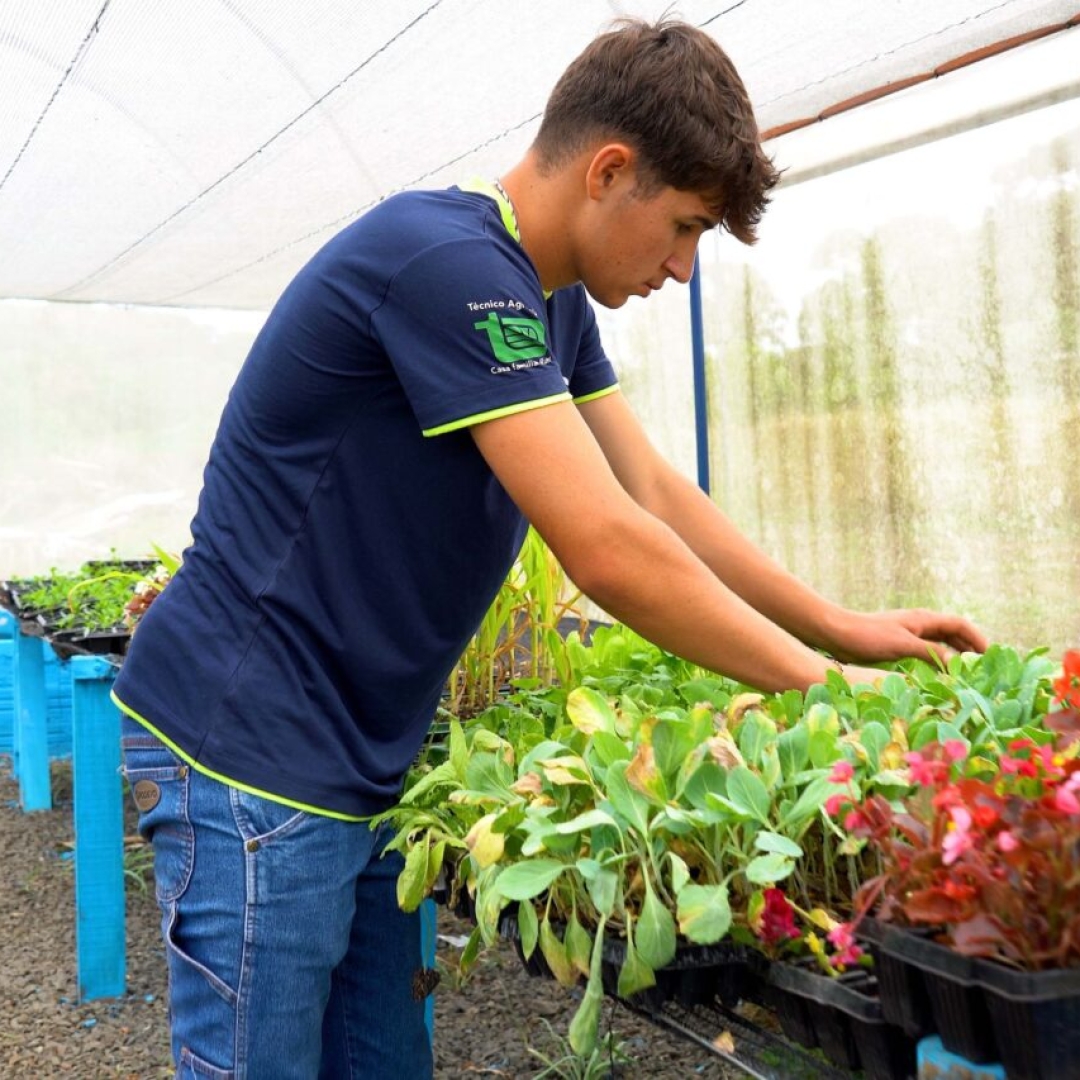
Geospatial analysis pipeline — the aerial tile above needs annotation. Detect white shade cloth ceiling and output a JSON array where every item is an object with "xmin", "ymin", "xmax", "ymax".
[{"xmin": 1, "ymin": 0, "xmax": 1077, "ymax": 310}]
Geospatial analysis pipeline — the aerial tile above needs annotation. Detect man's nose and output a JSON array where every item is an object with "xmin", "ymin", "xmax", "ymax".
[{"xmin": 663, "ymin": 252, "xmax": 694, "ymax": 285}]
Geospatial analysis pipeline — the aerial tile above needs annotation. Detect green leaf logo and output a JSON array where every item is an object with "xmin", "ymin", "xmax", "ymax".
[{"xmin": 474, "ymin": 312, "xmax": 548, "ymax": 363}]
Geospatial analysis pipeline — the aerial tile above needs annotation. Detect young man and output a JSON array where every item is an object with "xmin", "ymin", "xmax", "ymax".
[{"xmin": 114, "ymin": 18, "xmax": 986, "ymax": 1078}]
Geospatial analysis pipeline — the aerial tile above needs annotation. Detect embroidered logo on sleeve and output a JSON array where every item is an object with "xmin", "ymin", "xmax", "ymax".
[{"xmin": 473, "ymin": 311, "xmax": 548, "ymax": 364}]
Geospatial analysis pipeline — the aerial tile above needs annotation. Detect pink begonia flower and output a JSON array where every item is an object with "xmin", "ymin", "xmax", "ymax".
[
  {"xmin": 828, "ymin": 760, "xmax": 854, "ymax": 784},
  {"xmin": 942, "ymin": 805, "xmax": 974, "ymax": 865},
  {"xmin": 1054, "ymin": 776, "xmax": 1080, "ymax": 814},
  {"xmin": 905, "ymin": 751, "xmax": 946, "ymax": 787},
  {"xmin": 1037, "ymin": 743, "xmax": 1059, "ymax": 772},
  {"xmin": 827, "ymin": 923, "xmax": 864, "ymax": 968},
  {"xmin": 824, "ymin": 793, "xmax": 846, "ymax": 817},
  {"xmin": 997, "ymin": 830, "xmax": 1020, "ymax": 852},
  {"xmin": 943, "ymin": 740, "xmax": 968, "ymax": 762}
]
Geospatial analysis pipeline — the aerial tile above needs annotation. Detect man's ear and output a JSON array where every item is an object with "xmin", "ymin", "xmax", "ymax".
[{"xmin": 583, "ymin": 143, "xmax": 636, "ymax": 201}]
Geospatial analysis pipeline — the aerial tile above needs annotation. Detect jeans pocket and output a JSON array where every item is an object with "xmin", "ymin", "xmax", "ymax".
[
  {"xmin": 121, "ymin": 721, "xmax": 194, "ymax": 904},
  {"xmin": 229, "ymin": 785, "xmax": 309, "ymax": 846},
  {"xmin": 177, "ymin": 1043, "xmax": 235, "ymax": 1079}
]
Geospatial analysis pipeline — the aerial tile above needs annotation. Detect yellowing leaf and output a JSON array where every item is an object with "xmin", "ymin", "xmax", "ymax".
[
  {"xmin": 881, "ymin": 740, "xmax": 907, "ymax": 770},
  {"xmin": 625, "ymin": 743, "xmax": 667, "ymax": 802},
  {"xmin": 890, "ymin": 718, "xmax": 910, "ymax": 752},
  {"xmin": 727, "ymin": 693, "xmax": 765, "ymax": 724},
  {"xmin": 807, "ymin": 907, "xmax": 839, "ymax": 932},
  {"xmin": 838, "ymin": 835, "xmax": 865, "ymax": 856},
  {"xmin": 464, "ymin": 813, "xmax": 504, "ymax": 868},
  {"xmin": 707, "ymin": 730, "xmax": 745, "ymax": 769},
  {"xmin": 510, "ymin": 772, "xmax": 543, "ymax": 797},
  {"xmin": 805, "ymin": 703, "xmax": 840, "ymax": 736},
  {"xmin": 839, "ymin": 732, "xmax": 870, "ymax": 763},
  {"xmin": 539, "ymin": 918, "xmax": 578, "ymax": 987},
  {"xmin": 537, "ymin": 755, "xmax": 590, "ymax": 786},
  {"xmin": 565, "ymin": 686, "xmax": 616, "ymax": 735}
]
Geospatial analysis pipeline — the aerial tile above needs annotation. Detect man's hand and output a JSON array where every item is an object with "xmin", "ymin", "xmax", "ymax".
[
  {"xmin": 830, "ymin": 608, "xmax": 988, "ymax": 668},
  {"xmin": 841, "ymin": 663, "xmax": 888, "ymax": 689}
]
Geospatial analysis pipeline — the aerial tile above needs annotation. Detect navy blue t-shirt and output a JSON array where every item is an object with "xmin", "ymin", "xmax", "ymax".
[{"xmin": 113, "ymin": 186, "xmax": 618, "ymax": 818}]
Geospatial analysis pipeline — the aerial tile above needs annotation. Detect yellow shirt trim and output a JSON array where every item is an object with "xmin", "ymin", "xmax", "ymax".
[
  {"xmin": 111, "ymin": 690, "xmax": 368, "ymax": 823},
  {"xmin": 423, "ymin": 391, "xmax": 571, "ymax": 436},
  {"xmin": 573, "ymin": 384, "xmax": 620, "ymax": 406}
]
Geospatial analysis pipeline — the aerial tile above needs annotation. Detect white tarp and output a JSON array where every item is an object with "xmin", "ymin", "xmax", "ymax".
[{"xmin": 1, "ymin": 0, "xmax": 1077, "ymax": 309}]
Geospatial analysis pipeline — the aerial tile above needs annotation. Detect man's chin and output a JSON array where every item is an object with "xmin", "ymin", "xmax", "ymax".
[{"xmin": 584, "ymin": 285, "xmax": 630, "ymax": 310}]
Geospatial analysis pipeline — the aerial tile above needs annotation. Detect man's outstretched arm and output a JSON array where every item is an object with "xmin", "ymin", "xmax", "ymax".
[
  {"xmin": 576, "ymin": 390, "xmax": 988, "ymax": 665},
  {"xmin": 470, "ymin": 398, "xmax": 883, "ymax": 693}
]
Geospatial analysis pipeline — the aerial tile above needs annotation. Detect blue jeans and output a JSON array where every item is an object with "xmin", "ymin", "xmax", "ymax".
[{"xmin": 121, "ymin": 715, "xmax": 433, "ymax": 1079}]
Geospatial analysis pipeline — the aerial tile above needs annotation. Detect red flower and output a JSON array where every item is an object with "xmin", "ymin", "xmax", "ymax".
[
  {"xmin": 1053, "ymin": 650, "xmax": 1080, "ymax": 710},
  {"xmin": 970, "ymin": 802, "xmax": 999, "ymax": 830},
  {"xmin": 759, "ymin": 888, "xmax": 799, "ymax": 945}
]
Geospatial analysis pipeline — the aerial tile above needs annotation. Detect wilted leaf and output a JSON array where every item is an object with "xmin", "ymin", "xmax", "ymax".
[
  {"xmin": 539, "ymin": 918, "xmax": 578, "ymax": 987},
  {"xmin": 566, "ymin": 686, "xmax": 617, "ymax": 735},
  {"xmin": 635, "ymin": 886, "xmax": 677, "ymax": 970},
  {"xmin": 727, "ymin": 692, "xmax": 765, "ymax": 724},
  {"xmin": 518, "ymin": 900, "xmax": 538, "ymax": 960},
  {"xmin": 464, "ymin": 813, "xmax": 504, "ymax": 869},
  {"xmin": 617, "ymin": 939, "xmax": 657, "ymax": 997},
  {"xmin": 626, "ymin": 743, "xmax": 668, "ymax": 803},
  {"xmin": 510, "ymin": 772, "xmax": 543, "ymax": 797},
  {"xmin": 668, "ymin": 851, "xmax": 690, "ymax": 894},
  {"xmin": 565, "ymin": 913, "xmax": 593, "ymax": 977},
  {"xmin": 707, "ymin": 729, "xmax": 745, "ymax": 769},
  {"xmin": 397, "ymin": 835, "xmax": 430, "ymax": 912}
]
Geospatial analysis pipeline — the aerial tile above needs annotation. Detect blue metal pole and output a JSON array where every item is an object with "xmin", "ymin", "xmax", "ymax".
[
  {"xmin": 71, "ymin": 654, "xmax": 125, "ymax": 1000},
  {"xmin": 689, "ymin": 256, "xmax": 710, "ymax": 495},
  {"xmin": 0, "ymin": 609, "xmax": 15, "ymax": 756},
  {"xmin": 420, "ymin": 897, "xmax": 437, "ymax": 1046},
  {"xmin": 12, "ymin": 623, "xmax": 51, "ymax": 810}
]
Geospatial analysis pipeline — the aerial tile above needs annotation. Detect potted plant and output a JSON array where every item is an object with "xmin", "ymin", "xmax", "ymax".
[
  {"xmin": 2, "ymin": 555, "xmax": 159, "ymax": 658},
  {"xmin": 828, "ymin": 649, "xmax": 1080, "ymax": 1079},
  {"xmin": 380, "ymin": 665, "xmax": 875, "ymax": 1056},
  {"xmin": 382, "ymin": 627, "xmax": 1066, "ymax": 1064}
]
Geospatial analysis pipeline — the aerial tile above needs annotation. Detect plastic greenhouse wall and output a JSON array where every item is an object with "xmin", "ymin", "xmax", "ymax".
[
  {"xmin": 599, "ymin": 94, "xmax": 1080, "ymax": 656},
  {"xmin": 2, "ymin": 99, "xmax": 1077, "ymax": 659}
]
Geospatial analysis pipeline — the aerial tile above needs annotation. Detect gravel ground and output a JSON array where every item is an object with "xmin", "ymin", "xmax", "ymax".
[{"xmin": 0, "ymin": 758, "xmax": 745, "ymax": 1079}]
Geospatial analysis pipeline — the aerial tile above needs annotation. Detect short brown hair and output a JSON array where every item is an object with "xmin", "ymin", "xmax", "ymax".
[{"xmin": 533, "ymin": 18, "xmax": 779, "ymax": 244}]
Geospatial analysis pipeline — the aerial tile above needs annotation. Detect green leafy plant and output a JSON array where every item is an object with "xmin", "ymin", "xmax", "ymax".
[
  {"xmin": 384, "ymin": 631, "xmax": 1064, "ymax": 1053},
  {"xmin": 446, "ymin": 527, "xmax": 586, "ymax": 718},
  {"xmin": 10, "ymin": 560, "xmax": 143, "ymax": 632},
  {"xmin": 835, "ymin": 649, "xmax": 1080, "ymax": 971},
  {"xmin": 527, "ymin": 1017, "xmax": 631, "ymax": 1079}
]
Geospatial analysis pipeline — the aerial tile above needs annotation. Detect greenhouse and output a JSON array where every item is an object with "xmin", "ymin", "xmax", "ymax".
[{"xmin": 2, "ymin": 2, "xmax": 1079, "ymax": 1077}]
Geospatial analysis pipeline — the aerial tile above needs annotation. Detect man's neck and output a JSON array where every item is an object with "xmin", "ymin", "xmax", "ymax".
[{"xmin": 498, "ymin": 153, "xmax": 582, "ymax": 294}]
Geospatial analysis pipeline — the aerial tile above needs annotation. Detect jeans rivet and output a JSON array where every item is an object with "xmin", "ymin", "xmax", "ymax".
[{"xmin": 246, "ymin": 839, "xmax": 259, "ymax": 852}]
